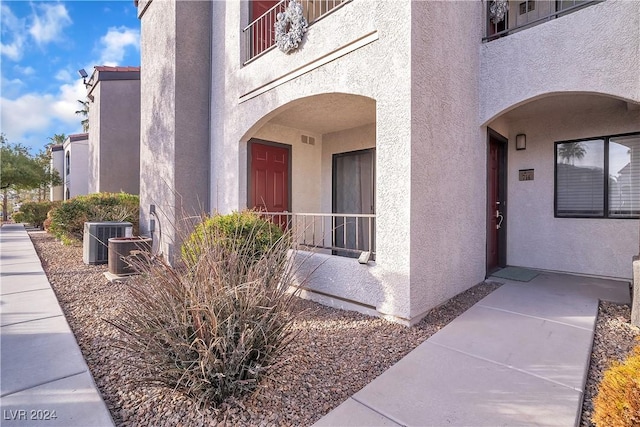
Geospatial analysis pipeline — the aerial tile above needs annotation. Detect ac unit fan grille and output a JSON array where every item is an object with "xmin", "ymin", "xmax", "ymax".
[{"xmin": 95, "ymin": 226, "xmax": 126, "ymax": 263}]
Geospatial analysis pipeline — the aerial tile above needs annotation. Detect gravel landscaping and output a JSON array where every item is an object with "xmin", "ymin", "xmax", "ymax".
[{"xmin": 29, "ymin": 230, "xmax": 639, "ymax": 426}]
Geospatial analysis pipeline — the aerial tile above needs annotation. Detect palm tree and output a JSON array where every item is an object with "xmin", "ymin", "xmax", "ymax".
[
  {"xmin": 75, "ymin": 99, "xmax": 89, "ymax": 132},
  {"xmin": 558, "ymin": 142, "xmax": 587, "ymax": 165},
  {"xmin": 47, "ymin": 133, "xmax": 67, "ymax": 147}
]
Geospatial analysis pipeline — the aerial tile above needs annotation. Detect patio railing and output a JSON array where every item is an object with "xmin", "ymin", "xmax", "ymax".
[
  {"xmin": 262, "ymin": 212, "xmax": 375, "ymax": 257},
  {"xmin": 484, "ymin": 0, "xmax": 600, "ymax": 42},
  {"xmin": 243, "ymin": 0, "xmax": 351, "ymax": 64}
]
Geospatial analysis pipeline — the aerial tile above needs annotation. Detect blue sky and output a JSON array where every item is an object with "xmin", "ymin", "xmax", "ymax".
[{"xmin": 1, "ymin": 0, "xmax": 140, "ymax": 152}]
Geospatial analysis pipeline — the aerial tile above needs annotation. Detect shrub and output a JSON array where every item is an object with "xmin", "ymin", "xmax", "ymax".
[
  {"xmin": 593, "ymin": 343, "xmax": 640, "ymax": 426},
  {"xmin": 109, "ymin": 213, "xmax": 297, "ymax": 407},
  {"xmin": 15, "ymin": 201, "xmax": 60, "ymax": 228},
  {"xmin": 49, "ymin": 193, "xmax": 139, "ymax": 241},
  {"xmin": 12, "ymin": 212, "xmax": 24, "ymax": 223},
  {"xmin": 181, "ymin": 211, "xmax": 283, "ymax": 268}
]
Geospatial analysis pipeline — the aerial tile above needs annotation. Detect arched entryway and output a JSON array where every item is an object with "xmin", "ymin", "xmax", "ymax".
[
  {"xmin": 241, "ymin": 93, "xmax": 377, "ymax": 259},
  {"xmin": 485, "ymin": 92, "xmax": 640, "ymax": 279}
]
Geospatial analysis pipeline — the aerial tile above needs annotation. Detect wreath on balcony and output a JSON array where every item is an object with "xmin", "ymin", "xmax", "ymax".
[
  {"xmin": 489, "ymin": 0, "xmax": 508, "ymax": 24},
  {"xmin": 275, "ymin": 0, "xmax": 308, "ymax": 53}
]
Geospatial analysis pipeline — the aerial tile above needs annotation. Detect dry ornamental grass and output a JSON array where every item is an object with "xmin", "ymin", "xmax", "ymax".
[{"xmin": 28, "ymin": 230, "xmax": 640, "ymax": 426}]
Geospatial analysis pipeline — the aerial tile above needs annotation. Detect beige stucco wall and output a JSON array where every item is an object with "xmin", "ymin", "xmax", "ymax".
[
  {"xmin": 138, "ymin": 0, "xmax": 211, "ymax": 260},
  {"xmin": 409, "ymin": 1, "xmax": 485, "ymax": 319},
  {"xmin": 480, "ymin": 0, "xmax": 640, "ymax": 124},
  {"xmin": 87, "ymin": 77, "xmax": 140, "ymax": 195},
  {"xmin": 497, "ymin": 99, "xmax": 640, "ymax": 279},
  {"xmin": 97, "ymin": 80, "xmax": 140, "ymax": 195}
]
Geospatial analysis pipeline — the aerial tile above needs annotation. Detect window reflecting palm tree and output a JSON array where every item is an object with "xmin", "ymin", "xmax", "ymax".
[{"xmin": 558, "ymin": 142, "xmax": 586, "ymax": 165}]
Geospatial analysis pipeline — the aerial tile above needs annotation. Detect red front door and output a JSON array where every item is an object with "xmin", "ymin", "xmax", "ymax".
[
  {"xmin": 250, "ymin": 141, "xmax": 289, "ymax": 214},
  {"xmin": 487, "ymin": 131, "xmax": 507, "ymax": 274},
  {"xmin": 250, "ymin": 0, "xmax": 280, "ymax": 57}
]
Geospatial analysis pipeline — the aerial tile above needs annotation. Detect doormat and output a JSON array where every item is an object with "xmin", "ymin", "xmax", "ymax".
[{"xmin": 491, "ymin": 266, "xmax": 539, "ymax": 282}]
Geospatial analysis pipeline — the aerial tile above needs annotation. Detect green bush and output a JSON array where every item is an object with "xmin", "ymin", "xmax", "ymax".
[
  {"xmin": 109, "ymin": 213, "xmax": 297, "ymax": 407},
  {"xmin": 15, "ymin": 201, "xmax": 60, "ymax": 228},
  {"xmin": 593, "ymin": 343, "xmax": 640, "ymax": 426},
  {"xmin": 12, "ymin": 212, "xmax": 24, "ymax": 223},
  {"xmin": 181, "ymin": 211, "xmax": 284, "ymax": 268},
  {"xmin": 49, "ymin": 192, "xmax": 139, "ymax": 241}
]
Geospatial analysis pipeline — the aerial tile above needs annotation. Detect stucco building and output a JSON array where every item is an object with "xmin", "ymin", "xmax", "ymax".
[
  {"xmin": 136, "ymin": 0, "xmax": 640, "ymax": 325},
  {"xmin": 49, "ymin": 144, "xmax": 64, "ymax": 201},
  {"xmin": 62, "ymin": 133, "xmax": 90, "ymax": 200},
  {"xmin": 85, "ymin": 66, "xmax": 141, "ymax": 195}
]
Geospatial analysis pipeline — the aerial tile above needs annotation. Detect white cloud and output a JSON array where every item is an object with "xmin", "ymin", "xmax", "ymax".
[
  {"xmin": 0, "ymin": 5, "xmax": 26, "ymax": 61},
  {"xmin": 0, "ymin": 80, "xmax": 86, "ymax": 149},
  {"xmin": 28, "ymin": 3, "xmax": 72, "ymax": 46},
  {"xmin": 52, "ymin": 81, "xmax": 87, "ymax": 123},
  {"xmin": 97, "ymin": 26, "xmax": 140, "ymax": 66},
  {"xmin": 13, "ymin": 65, "xmax": 36, "ymax": 76},
  {"xmin": 1, "ymin": 76, "xmax": 25, "ymax": 99},
  {"xmin": 55, "ymin": 69, "xmax": 73, "ymax": 82}
]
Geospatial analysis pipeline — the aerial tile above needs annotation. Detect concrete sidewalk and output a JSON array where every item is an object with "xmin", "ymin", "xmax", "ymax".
[
  {"xmin": 316, "ymin": 270, "xmax": 631, "ymax": 426},
  {"xmin": 0, "ymin": 224, "xmax": 114, "ymax": 426}
]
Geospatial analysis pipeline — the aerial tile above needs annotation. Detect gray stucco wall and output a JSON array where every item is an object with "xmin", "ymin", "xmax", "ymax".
[
  {"xmin": 138, "ymin": 0, "xmax": 211, "ymax": 260},
  {"xmin": 480, "ymin": 0, "xmax": 640, "ymax": 124},
  {"xmin": 209, "ymin": 0, "xmax": 414, "ymax": 320},
  {"xmin": 409, "ymin": 1, "xmax": 485, "ymax": 319}
]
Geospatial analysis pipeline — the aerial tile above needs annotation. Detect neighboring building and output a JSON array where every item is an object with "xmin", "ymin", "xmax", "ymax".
[
  {"xmin": 49, "ymin": 144, "xmax": 64, "ymax": 201},
  {"xmin": 136, "ymin": 0, "xmax": 640, "ymax": 325},
  {"xmin": 85, "ymin": 66, "xmax": 141, "ymax": 195},
  {"xmin": 63, "ymin": 133, "xmax": 89, "ymax": 200}
]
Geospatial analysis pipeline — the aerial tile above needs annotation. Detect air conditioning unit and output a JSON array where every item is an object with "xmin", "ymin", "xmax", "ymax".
[{"xmin": 83, "ymin": 222, "xmax": 133, "ymax": 265}]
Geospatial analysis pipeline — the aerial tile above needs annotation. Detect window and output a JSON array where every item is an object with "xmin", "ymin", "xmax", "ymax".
[
  {"xmin": 65, "ymin": 151, "xmax": 70, "ymax": 176},
  {"xmin": 519, "ymin": 1, "xmax": 535, "ymax": 14},
  {"xmin": 555, "ymin": 133, "xmax": 640, "ymax": 218}
]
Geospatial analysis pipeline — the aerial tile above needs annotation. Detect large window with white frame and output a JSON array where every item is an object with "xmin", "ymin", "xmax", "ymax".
[{"xmin": 555, "ymin": 132, "xmax": 640, "ymax": 219}]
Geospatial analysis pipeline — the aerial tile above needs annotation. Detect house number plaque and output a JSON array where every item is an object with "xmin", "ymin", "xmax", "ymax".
[{"xmin": 519, "ymin": 169, "xmax": 534, "ymax": 181}]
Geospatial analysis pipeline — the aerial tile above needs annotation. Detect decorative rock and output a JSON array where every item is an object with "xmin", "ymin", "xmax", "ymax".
[{"xmin": 29, "ymin": 231, "xmax": 639, "ymax": 427}]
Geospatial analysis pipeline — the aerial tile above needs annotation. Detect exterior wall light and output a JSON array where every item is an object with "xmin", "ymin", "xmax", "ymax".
[
  {"xmin": 516, "ymin": 134, "xmax": 526, "ymax": 150},
  {"xmin": 78, "ymin": 69, "xmax": 89, "ymax": 87}
]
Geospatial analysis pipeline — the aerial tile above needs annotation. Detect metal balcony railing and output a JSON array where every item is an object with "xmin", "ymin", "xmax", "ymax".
[
  {"xmin": 262, "ymin": 211, "xmax": 376, "ymax": 257},
  {"xmin": 243, "ymin": 0, "xmax": 351, "ymax": 64},
  {"xmin": 484, "ymin": 0, "xmax": 600, "ymax": 42}
]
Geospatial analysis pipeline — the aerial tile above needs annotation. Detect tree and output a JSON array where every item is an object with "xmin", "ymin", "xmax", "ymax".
[
  {"xmin": 35, "ymin": 147, "xmax": 63, "ymax": 202},
  {"xmin": 0, "ymin": 135, "xmax": 60, "ymax": 221},
  {"xmin": 75, "ymin": 99, "xmax": 89, "ymax": 132},
  {"xmin": 558, "ymin": 142, "xmax": 587, "ymax": 165},
  {"xmin": 48, "ymin": 133, "xmax": 67, "ymax": 147}
]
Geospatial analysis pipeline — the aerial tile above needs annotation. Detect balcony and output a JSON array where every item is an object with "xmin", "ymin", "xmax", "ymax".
[
  {"xmin": 243, "ymin": 0, "xmax": 351, "ymax": 64},
  {"xmin": 484, "ymin": 0, "xmax": 600, "ymax": 42},
  {"xmin": 263, "ymin": 212, "xmax": 376, "ymax": 261}
]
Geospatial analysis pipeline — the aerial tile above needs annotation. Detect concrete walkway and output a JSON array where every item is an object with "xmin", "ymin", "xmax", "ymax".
[
  {"xmin": 316, "ymin": 270, "xmax": 631, "ymax": 426},
  {"xmin": 0, "ymin": 224, "xmax": 114, "ymax": 426}
]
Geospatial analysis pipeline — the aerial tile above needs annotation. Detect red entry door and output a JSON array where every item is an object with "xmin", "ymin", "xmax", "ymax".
[
  {"xmin": 251, "ymin": 0, "xmax": 280, "ymax": 57},
  {"xmin": 250, "ymin": 142, "xmax": 289, "ymax": 214},
  {"xmin": 487, "ymin": 132, "xmax": 506, "ymax": 274}
]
